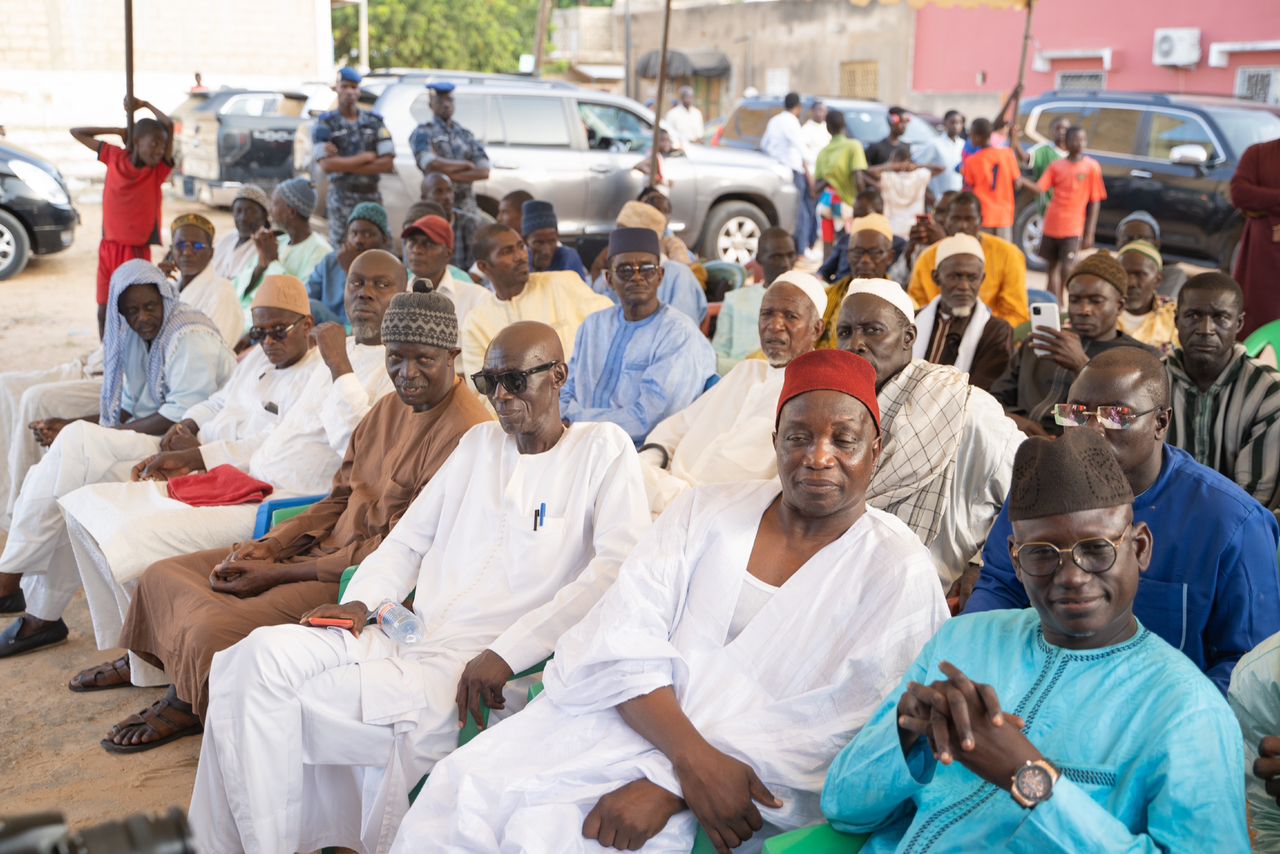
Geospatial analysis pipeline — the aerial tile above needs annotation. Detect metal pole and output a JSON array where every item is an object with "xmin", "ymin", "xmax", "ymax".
[
  {"xmin": 624, "ymin": 0, "xmax": 633, "ymax": 100},
  {"xmin": 358, "ymin": 0, "xmax": 369, "ymax": 72},
  {"xmin": 647, "ymin": 0, "xmax": 673, "ymax": 188},
  {"xmin": 533, "ymin": 0, "xmax": 553, "ymax": 77},
  {"xmin": 124, "ymin": 0, "xmax": 134, "ymax": 140}
]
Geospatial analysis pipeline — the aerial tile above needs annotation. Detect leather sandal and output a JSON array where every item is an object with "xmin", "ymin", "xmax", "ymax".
[{"xmin": 69, "ymin": 655, "xmax": 132, "ymax": 692}]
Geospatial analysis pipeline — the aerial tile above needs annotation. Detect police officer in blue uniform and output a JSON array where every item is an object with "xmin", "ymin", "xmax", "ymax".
[
  {"xmin": 408, "ymin": 81, "xmax": 490, "ymax": 216},
  {"xmin": 314, "ymin": 67, "xmax": 395, "ymax": 246}
]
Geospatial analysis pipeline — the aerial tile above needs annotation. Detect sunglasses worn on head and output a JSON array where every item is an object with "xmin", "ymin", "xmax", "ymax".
[
  {"xmin": 248, "ymin": 318, "xmax": 305, "ymax": 343},
  {"xmin": 470, "ymin": 361, "xmax": 559, "ymax": 397},
  {"xmin": 175, "ymin": 240, "xmax": 208, "ymax": 253},
  {"xmin": 1053, "ymin": 404, "xmax": 1160, "ymax": 431}
]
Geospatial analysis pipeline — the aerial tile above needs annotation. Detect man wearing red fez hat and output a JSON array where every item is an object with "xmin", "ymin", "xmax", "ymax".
[
  {"xmin": 402, "ymin": 214, "xmax": 491, "ymax": 337},
  {"xmin": 393, "ymin": 348, "xmax": 950, "ymax": 853}
]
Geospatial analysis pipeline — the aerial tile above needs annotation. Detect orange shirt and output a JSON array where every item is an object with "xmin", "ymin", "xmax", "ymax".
[
  {"xmin": 961, "ymin": 146, "xmax": 1020, "ymax": 229},
  {"xmin": 1038, "ymin": 156, "xmax": 1107, "ymax": 238}
]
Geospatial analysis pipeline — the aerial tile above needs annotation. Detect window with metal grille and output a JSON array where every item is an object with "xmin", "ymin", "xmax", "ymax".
[
  {"xmin": 1236, "ymin": 68, "xmax": 1280, "ymax": 104},
  {"xmin": 1055, "ymin": 71, "xmax": 1107, "ymax": 90},
  {"xmin": 840, "ymin": 61, "xmax": 879, "ymax": 100}
]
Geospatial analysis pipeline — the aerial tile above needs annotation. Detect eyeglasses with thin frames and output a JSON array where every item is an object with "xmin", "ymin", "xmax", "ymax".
[
  {"xmin": 1010, "ymin": 527, "xmax": 1133, "ymax": 577},
  {"xmin": 1053, "ymin": 404, "xmax": 1163, "ymax": 431}
]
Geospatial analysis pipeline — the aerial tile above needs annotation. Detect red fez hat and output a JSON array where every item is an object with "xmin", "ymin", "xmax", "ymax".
[
  {"xmin": 776, "ymin": 350, "xmax": 880, "ymax": 431},
  {"xmin": 401, "ymin": 215, "xmax": 455, "ymax": 251}
]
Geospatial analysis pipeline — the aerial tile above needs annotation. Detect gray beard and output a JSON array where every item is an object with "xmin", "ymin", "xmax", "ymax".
[
  {"xmin": 351, "ymin": 319, "xmax": 378, "ymax": 341},
  {"xmin": 944, "ymin": 304, "xmax": 974, "ymax": 319}
]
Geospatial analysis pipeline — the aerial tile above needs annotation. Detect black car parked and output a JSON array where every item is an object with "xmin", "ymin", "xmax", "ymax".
[
  {"xmin": 0, "ymin": 139, "xmax": 77, "ymax": 279},
  {"xmin": 1014, "ymin": 90, "xmax": 1280, "ymax": 271}
]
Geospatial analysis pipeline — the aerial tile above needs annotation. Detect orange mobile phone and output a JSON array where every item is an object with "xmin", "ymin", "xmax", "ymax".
[{"xmin": 306, "ymin": 616, "xmax": 354, "ymax": 629}]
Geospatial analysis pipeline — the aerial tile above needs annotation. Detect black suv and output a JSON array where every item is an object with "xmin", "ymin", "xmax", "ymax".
[
  {"xmin": 0, "ymin": 139, "xmax": 77, "ymax": 279},
  {"xmin": 1014, "ymin": 90, "xmax": 1280, "ymax": 271}
]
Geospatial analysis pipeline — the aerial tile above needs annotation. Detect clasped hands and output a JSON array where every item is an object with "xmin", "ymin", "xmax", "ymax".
[{"xmin": 897, "ymin": 661, "xmax": 1043, "ymax": 792}]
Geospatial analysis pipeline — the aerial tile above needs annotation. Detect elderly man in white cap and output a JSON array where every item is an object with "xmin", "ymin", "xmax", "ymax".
[
  {"xmin": 640, "ymin": 270, "xmax": 828, "ymax": 515},
  {"xmin": 912, "ymin": 233, "xmax": 1013, "ymax": 390},
  {"xmin": 835, "ymin": 277, "xmax": 1022, "ymax": 597}
]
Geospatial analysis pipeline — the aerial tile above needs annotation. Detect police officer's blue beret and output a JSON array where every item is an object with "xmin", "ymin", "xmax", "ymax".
[
  {"xmin": 338, "ymin": 67, "xmax": 362, "ymax": 85},
  {"xmin": 426, "ymin": 81, "xmax": 455, "ymax": 94}
]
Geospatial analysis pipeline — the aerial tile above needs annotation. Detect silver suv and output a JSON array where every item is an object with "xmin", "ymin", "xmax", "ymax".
[{"xmin": 301, "ymin": 79, "xmax": 798, "ymax": 263}]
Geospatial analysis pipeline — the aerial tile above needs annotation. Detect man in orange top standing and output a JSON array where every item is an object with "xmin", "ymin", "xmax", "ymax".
[
  {"xmin": 961, "ymin": 118, "xmax": 1033, "ymax": 245},
  {"xmin": 1036, "ymin": 126, "xmax": 1107, "ymax": 302}
]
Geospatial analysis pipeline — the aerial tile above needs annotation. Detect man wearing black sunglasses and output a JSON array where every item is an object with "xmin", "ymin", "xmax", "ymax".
[
  {"xmin": 560, "ymin": 227, "xmax": 715, "ymax": 445},
  {"xmin": 185, "ymin": 319, "xmax": 649, "ymax": 853},
  {"xmin": 825, "ymin": 426, "xmax": 1247, "ymax": 852},
  {"xmin": 162, "ymin": 213, "xmax": 241, "ymax": 345},
  {"xmin": 968, "ymin": 346, "xmax": 1280, "ymax": 694}
]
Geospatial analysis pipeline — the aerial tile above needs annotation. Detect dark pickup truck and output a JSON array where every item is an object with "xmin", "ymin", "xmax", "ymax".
[{"xmin": 172, "ymin": 88, "xmax": 309, "ymax": 206}]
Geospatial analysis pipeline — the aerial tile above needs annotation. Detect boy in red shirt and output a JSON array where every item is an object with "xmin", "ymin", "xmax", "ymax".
[
  {"xmin": 1036, "ymin": 126, "xmax": 1107, "ymax": 301},
  {"xmin": 961, "ymin": 118, "xmax": 1036, "ymax": 243},
  {"xmin": 71, "ymin": 96, "xmax": 174, "ymax": 337}
]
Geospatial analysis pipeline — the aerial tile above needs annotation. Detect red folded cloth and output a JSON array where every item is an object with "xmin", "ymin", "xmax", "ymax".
[{"xmin": 167, "ymin": 464, "xmax": 274, "ymax": 507}]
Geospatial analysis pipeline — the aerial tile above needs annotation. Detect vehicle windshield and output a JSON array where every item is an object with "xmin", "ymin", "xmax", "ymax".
[
  {"xmin": 578, "ymin": 102, "xmax": 653, "ymax": 152},
  {"xmin": 840, "ymin": 108, "xmax": 937, "ymax": 147},
  {"xmin": 1205, "ymin": 107, "xmax": 1280, "ymax": 158}
]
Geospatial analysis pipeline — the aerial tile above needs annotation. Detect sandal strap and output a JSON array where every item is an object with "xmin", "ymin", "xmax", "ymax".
[
  {"xmin": 77, "ymin": 656, "xmax": 130, "ymax": 687},
  {"xmin": 138, "ymin": 698, "xmax": 196, "ymax": 737}
]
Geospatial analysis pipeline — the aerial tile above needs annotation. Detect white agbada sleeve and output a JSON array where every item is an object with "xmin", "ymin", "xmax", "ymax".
[
  {"xmin": 340, "ymin": 437, "xmax": 456, "ymax": 609},
  {"xmin": 487, "ymin": 435, "xmax": 650, "ymax": 673},
  {"xmin": 541, "ymin": 489, "xmax": 697, "ymax": 713},
  {"xmin": 318, "ymin": 346, "xmax": 394, "ymax": 456}
]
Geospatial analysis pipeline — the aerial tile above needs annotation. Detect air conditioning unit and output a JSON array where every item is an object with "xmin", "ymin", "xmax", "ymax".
[{"xmin": 1153, "ymin": 28, "xmax": 1202, "ymax": 67}]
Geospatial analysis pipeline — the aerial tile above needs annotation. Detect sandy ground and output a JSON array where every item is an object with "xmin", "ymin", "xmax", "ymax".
[{"xmin": 0, "ymin": 193, "xmax": 233, "ymax": 832}]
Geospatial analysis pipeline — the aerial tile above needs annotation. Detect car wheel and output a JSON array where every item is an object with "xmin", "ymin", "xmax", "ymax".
[
  {"xmin": 701, "ymin": 201, "xmax": 768, "ymax": 265},
  {"xmin": 1013, "ymin": 204, "xmax": 1047, "ymax": 272},
  {"xmin": 0, "ymin": 209, "xmax": 32, "ymax": 280}
]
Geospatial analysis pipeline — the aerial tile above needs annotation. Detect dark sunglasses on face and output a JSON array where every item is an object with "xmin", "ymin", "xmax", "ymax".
[
  {"xmin": 611, "ymin": 263, "xmax": 660, "ymax": 281},
  {"xmin": 248, "ymin": 319, "xmax": 305, "ymax": 343},
  {"xmin": 470, "ymin": 361, "xmax": 559, "ymax": 397},
  {"xmin": 175, "ymin": 240, "xmax": 208, "ymax": 253}
]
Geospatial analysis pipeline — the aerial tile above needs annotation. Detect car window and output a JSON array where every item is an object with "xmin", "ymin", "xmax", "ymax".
[
  {"xmin": 409, "ymin": 92, "xmax": 496, "ymax": 143},
  {"xmin": 578, "ymin": 102, "xmax": 652, "ymax": 152},
  {"xmin": 732, "ymin": 105, "xmax": 775, "ymax": 143},
  {"xmin": 1204, "ymin": 107, "xmax": 1280, "ymax": 159},
  {"xmin": 1031, "ymin": 105, "xmax": 1140, "ymax": 156},
  {"xmin": 1146, "ymin": 112, "xmax": 1217, "ymax": 161},
  {"xmin": 902, "ymin": 116, "xmax": 937, "ymax": 144},
  {"xmin": 1031, "ymin": 106, "xmax": 1088, "ymax": 142},
  {"xmin": 498, "ymin": 96, "xmax": 571, "ymax": 147},
  {"xmin": 841, "ymin": 108, "xmax": 889, "ymax": 146}
]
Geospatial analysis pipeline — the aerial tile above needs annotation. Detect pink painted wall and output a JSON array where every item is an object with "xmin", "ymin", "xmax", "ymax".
[{"xmin": 913, "ymin": 0, "xmax": 1280, "ymax": 97}]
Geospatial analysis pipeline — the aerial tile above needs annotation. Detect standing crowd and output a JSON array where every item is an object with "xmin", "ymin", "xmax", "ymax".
[{"xmin": 2, "ymin": 70, "xmax": 1280, "ymax": 852}]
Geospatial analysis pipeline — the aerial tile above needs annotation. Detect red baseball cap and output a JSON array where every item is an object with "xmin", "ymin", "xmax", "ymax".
[{"xmin": 401, "ymin": 215, "xmax": 455, "ymax": 251}]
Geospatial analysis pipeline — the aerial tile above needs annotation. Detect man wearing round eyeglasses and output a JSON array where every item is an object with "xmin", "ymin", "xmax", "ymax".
[
  {"xmin": 911, "ymin": 233, "xmax": 1012, "ymax": 390},
  {"xmin": 560, "ymin": 227, "xmax": 716, "ymax": 445},
  {"xmin": 818, "ymin": 213, "xmax": 896, "ymax": 348},
  {"xmin": 825, "ymin": 426, "xmax": 1247, "ymax": 851},
  {"xmin": 185, "ymin": 319, "xmax": 648, "ymax": 853},
  {"xmin": 968, "ymin": 346, "xmax": 1280, "ymax": 695}
]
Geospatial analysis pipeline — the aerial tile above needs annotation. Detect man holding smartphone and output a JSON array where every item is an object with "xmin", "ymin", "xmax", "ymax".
[{"xmin": 989, "ymin": 251, "xmax": 1154, "ymax": 436}]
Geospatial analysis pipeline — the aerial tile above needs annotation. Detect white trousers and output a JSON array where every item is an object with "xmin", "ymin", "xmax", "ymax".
[
  {"xmin": 191, "ymin": 622, "xmax": 489, "ymax": 854},
  {"xmin": 58, "ymin": 481, "xmax": 265, "ymax": 682},
  {"xmin": 0, "ymin": 362, "xmax": 101, "ymax": 530},
  {"xmin": 0, "ymin": 421, "xmax": 159, "ymax": 621}
]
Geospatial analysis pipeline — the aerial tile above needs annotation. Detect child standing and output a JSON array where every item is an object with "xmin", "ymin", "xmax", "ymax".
[
  {"xmin": 71, "ymin": 96, "xmax": 174, "ymax": 338},
  {"xmin": 1036, "ymin": 126, "xmax": 1106, "ymax": 302}
]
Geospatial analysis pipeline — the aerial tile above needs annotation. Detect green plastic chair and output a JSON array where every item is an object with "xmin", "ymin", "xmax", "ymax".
[
  {"xmin": 1244, "ymin": 319, "xmax": 1280, "ymax": 362},
  {"xmin": 762, "ymin": 824, "xmax": 868, "ymax": 853},
  {"xmin": 1013, "ymin": 320, "xmax": 1031, "ymax": 344}
]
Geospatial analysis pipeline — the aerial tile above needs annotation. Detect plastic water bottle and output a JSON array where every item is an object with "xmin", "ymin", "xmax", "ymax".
[{"xmin": 374, "ymin": 601, "xmax": 424, "ymax": 645}]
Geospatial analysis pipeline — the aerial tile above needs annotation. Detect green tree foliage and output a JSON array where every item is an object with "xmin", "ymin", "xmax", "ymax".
[{"xmin": 333, "ymin": 0, "xmax": 546, "ymax": 73}]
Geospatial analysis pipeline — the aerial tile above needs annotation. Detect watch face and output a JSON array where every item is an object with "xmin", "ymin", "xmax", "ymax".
[{"xmin": 1015, "ymin": 764, "xmax": 1053, "ymax": 802}]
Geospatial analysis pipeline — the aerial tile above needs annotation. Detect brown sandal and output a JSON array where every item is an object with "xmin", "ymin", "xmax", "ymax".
[
  {"xmin": 101, "ymin": 696, "xmax": 203, "ymax": 754},
  {"xmin": 69, "ymin": 656, "xmax": 132, "ymax": 693}
]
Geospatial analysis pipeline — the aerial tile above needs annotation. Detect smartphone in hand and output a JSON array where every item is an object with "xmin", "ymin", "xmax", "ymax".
[{"xmin": 1030, "ymin": 302, "xmax": 1060, "ymax": 357}]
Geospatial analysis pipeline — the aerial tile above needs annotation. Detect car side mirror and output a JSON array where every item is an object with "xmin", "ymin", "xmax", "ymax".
[{"xmin": 1170, "ymin": 143, "xmax": 1208, "ymax": 167}]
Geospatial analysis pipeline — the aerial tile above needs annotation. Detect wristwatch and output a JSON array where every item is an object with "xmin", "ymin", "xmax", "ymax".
[{"xmin": 1010, "ymin": 759, "xmax": 1059, "ymax": 808}]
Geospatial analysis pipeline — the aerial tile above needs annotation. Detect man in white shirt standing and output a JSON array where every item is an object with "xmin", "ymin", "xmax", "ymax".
[
  {"xmin": 761, "ymin": 92, "xmax": 815, "ymax": 254},
  {"xmin": 801, "ymin": 100, "xmax": 832, "ymax": 173},
  {"xmin": 665, "ymin": 86, "xmax": 704, "ymax": 146},
  {"xmin": 917, "ymin": 110, "xmax": 966, "ymax": 201}
]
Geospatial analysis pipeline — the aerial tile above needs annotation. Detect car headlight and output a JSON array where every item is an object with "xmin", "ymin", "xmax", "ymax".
[{"xmin": 9, "ymin": 159, "xmax": 71, "ymax": 206}]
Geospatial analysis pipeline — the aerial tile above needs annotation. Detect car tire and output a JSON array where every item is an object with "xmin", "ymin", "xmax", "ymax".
[
  {"xmin": 0, "ymin": 209, "xmax": 32, "ymax": 280},
  {"xmin": 1013, "ymin": 203, "xmax": 1047, "ymax": 272},
  {"xmin": 699, "ymin": 200, "xmax": 769, "ymax": 265}
]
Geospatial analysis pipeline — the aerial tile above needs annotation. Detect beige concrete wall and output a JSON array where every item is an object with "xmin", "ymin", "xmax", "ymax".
[
  {"xmin": 0, "ymin": 0, "xmax": 331, "ymax": 179},
  {"xmin": 616, "ymin": 0, "xmax": 915, "ymax": 119}
]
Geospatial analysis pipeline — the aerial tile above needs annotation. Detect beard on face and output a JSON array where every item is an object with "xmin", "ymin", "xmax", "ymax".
[
  {"xmin": 943, "ymin": 303, "xmax": 973, "ymax": 318},
  {"xmin": 351, "ymin": 318, "xmax": 379, "ymax": 340}
]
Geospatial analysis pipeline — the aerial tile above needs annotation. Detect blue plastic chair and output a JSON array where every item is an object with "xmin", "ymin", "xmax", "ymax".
[
  {"xmin": 250, "ymin": 494, "xmax": 327, "ymax": 539},
  {"xmin": 1026, "ymin": 288, "xmax": 1056, "ymax": 307}
]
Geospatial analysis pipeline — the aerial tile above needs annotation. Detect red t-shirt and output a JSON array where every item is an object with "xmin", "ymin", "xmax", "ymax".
[
  {"xmin": 961, "ymin": 146, "xmax": 1021, "ymax": 229},
  {"xmin": 98, "ymin": 143, "xmax": 171, "ymax": 246},
  {"xmin": 1038, "ymin": 156, "xmax": 1107, "ymax": 238}
]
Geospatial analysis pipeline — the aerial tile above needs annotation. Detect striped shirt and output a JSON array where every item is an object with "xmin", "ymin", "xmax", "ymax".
[{"xmin": 1166, "ymin": 345, "xmax": 1280, "ymax": 509}]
